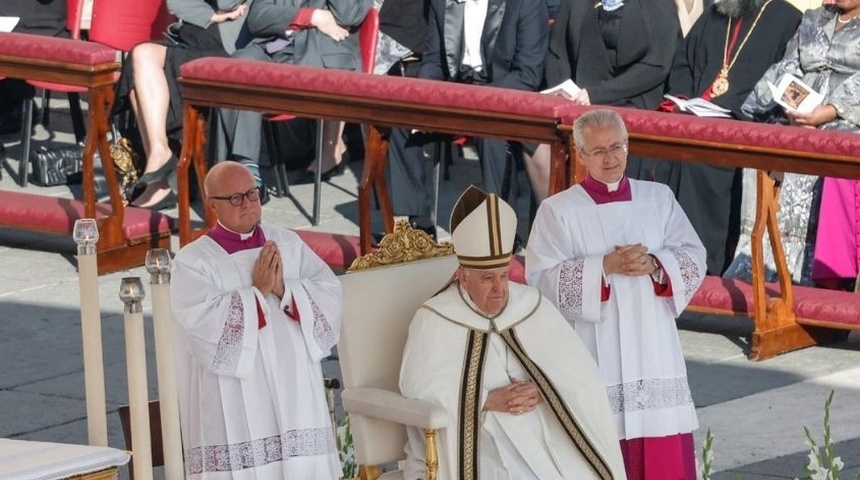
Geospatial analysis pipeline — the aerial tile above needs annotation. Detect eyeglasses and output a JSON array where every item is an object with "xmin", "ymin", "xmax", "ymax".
[
  {"xmin": 580, "ymin": 143, "xmax": 628, "ymax": 161},
  {"xmin": 209, "ymin": 187, "xmax": 261, "ymax": 206}
]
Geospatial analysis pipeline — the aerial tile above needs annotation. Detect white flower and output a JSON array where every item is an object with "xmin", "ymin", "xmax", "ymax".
[
  {"xmin": 810, "ymin": 469, "xmax": 828, "ymax": 480},
  {"xmin": 807, "ymin": 450, "xmax": 821, "ymax": 471},
  {"xmin": 831, "ymin": 456, "xmax": 844, "ymax": 471}
]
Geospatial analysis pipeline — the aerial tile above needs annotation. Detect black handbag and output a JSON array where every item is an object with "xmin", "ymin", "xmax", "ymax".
[{"xmin": 30, "ymin": 145, "xmax": 84, "ymax": 187}]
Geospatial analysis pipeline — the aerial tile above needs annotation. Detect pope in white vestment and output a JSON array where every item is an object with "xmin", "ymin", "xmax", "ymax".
[
  {"xmin": 400, "ymin": 186, "xmax": 627, "ymax": 480},
  {"xmin": 525, "ymin": 110, "xmax": 707, "ymax": 480},
  {"xmin": 171, "ymin": 162, "xmax": 342, "ymax": 480}
]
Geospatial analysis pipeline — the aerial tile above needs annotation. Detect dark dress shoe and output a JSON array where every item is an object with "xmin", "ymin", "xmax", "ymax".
[
  {"xmin": 321, "ymin": 161, "xmax": 347, "ymax": 181},
  {"xmin": 292, "ymin": 170, "xmax": 316, "ymax": 185},
  {"xmin": 293, "ymin": 161, "xmax": 348, "ymax": 185}
]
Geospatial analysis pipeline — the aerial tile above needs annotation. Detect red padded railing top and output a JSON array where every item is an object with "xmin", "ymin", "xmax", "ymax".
[
  {"xmin": 559, "ymin": 105, "xmax": 860, "ymax": 166},
  {"xmin": 180, "ymin": 57, "xmax": 579, "ymax": 120},
  {"xmin": 0, "ymin": 32, "xmax": 116, "ymax": 65}
]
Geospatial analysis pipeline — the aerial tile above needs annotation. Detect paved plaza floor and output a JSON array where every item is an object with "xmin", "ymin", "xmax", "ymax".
[{"xmin": 0, "ymin": 102, "xmax": 858, "ymax": 479}]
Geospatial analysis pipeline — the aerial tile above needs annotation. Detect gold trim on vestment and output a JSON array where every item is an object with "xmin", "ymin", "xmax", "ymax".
[
  {"xmin": 500, "ymin": 328, "xmax": 614, "ymax": 480},
  {"xmin": 487, "ymin": 194, "xmax": 502, "ymax": 257},
  {"xmin": 456, "ymin": 254, "xmax": 513, "ymax": 269},
  {"xmin": 459, "ymin": 329, "xmax": 488, "ymax": 480}
]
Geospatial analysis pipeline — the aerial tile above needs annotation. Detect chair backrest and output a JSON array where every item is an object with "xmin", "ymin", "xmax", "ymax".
[
  {"xmin": 339, "ymin": 223, "xmax": 457, "ymax": 466},
  {"xmin": 89, "ymin": 0, "xmax": 174, "ymax": 52},
  {"xmin": 67, "ymin": 0, "xmax": 84, "ymax": 40},
  {"xmin": 358, "ymin": 7, "xmax": 380, "ymax": 75}
]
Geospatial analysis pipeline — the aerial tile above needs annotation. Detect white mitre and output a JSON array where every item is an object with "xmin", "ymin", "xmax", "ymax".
[{"xmin": 449, "ymin": 185, "xmax": 518, "ymax": 270}]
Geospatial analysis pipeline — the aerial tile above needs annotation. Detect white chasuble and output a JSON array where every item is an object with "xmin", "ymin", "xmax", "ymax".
[
  {"xmin": 526, "ymin": 180, "xmax": 706, "ymax": 440},
  {"xmin": 171, "ymin": 226, "xmax": 342, "ymax": 479},
  {"xmin": 400, "ymin": 283, "xmax": 626, "ymax": 480}
]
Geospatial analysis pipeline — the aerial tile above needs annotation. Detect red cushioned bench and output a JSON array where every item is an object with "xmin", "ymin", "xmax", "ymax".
[
  {"xmin": 177, "ymin": 57, "xmax": 579, "ymax": 252},
  {"xmin": 0, "ymin": 32, "xmax": 172, "ymax": 273},
  {"xmin": 553, "ymin": 107, "xmax": 860, "ymax": 360},
  {"xmin": 0, "ymin": 191, "xmax": 174, "ymax": 274}
]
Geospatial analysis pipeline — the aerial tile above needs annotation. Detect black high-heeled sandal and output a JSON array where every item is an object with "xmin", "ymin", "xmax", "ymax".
[
  {"xmin": 130, "ymin": 191, "xmax": 177, "ymax": 211},
  {"xmin": 135, "ymin": 154, "xmax": 178, "ymax": 188}
]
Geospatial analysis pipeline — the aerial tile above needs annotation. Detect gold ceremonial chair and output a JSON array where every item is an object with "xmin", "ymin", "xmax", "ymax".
[{"xmin": 338, "ymin": 221, "xmax": 458, "ymax": 480}]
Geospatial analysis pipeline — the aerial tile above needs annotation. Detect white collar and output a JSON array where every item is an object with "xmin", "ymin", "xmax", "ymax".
[{"xmin": 217, "ymin": 221, "xmax": 256, "ymax": 240}]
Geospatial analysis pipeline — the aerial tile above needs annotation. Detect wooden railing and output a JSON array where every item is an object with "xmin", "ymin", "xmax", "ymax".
[{"xmin": 177, "ymin": 60, "xmax": 860, "ymax": 360}]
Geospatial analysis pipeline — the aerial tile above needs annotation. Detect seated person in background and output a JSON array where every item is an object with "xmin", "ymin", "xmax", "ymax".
[
  {"xmin": 400, "ymin": 185, "xmax": 626, "ymax": 480},
  {"xmin": 0, "ymin": 0, "xmax": 68, "ymax": 135},
  {"xmin": 373, "ymin": 0, "xmax": 427, "ymax": 76},
  {"xmin": 656, "ymin": 0, "xmax": 801, "ymax": 276},
  {"xmin": 736, "ymin": 0, "xmax": 860, "ymax": 289},
  {"xmin": 526, "ymin": 0, "xmax": 681, "ymax": 203},
  {"xmin": 116, "ymin": 0, "xmax": 252, "ymax": 210},
  {"xmin": 219, "ymin": 0, "xmax": 371, "ymax": 191},
  {"xmin": 171, "ymin": 161, "xmax": 343, "ymax": 478},
  {"xmin": 387, "ymin": 0, "xmax": 548, "ymax": 234},
  {"xmin": 526, "ymin": 110, "xmax": 707, "ymax": 480}
]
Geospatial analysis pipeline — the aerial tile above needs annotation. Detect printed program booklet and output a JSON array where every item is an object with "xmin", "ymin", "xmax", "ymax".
[
  {"xmin": 541, "ymin": 79, "xmax": 582, "ymax": 100},
  {"xmin": 0, "ymin": 17, "xmax": 20, "ymax": 33},
  {"xmin": 663, "ymin": 94, "xmax": 732, "ymax": 118},
  {"xmin": 767, "ymin": 74, "xmax": 823, "ymax": 114}
]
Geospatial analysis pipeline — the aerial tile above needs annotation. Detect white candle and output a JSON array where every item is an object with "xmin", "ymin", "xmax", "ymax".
[
  {"xmin": 146, "ymin": 248, "xmax": 184, "ymax": 480},
  {"xmin": 73, "ymin": 219, "xmax": 108, "ymax": 447},
  {"xmin": 120, "ymin": 277, "xmax": 153, "ymax": 480}
]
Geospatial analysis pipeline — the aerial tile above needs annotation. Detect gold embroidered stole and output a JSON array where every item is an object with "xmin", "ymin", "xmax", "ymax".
[
  {"xmin": 456, "ymin": 324, "xmax": 614, "ymax": 480},
  {"xmin": 458, "ymin": 329, "xmax": 488, "ymax": 480}
]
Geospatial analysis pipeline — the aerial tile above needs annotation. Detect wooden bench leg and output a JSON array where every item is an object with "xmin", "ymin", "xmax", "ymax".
[
  {"xmin": 178, "ymin": 104, "xmax": 208, "ymax": 247},
  {"xmin": 746, "ymin": 170, "xmax": 847, "ymax": 360},
  {"xmin": 359, "ymin": 124, "xmax": 392, "ymax": 254}
]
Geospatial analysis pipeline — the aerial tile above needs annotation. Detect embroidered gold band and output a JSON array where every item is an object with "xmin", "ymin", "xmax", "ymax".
[
  {"xmin": 459, "ymin": 330, "xmax": 488, "ymax": 480},
  {"xmin": 501, "ymin": 328, "xmax": 614, "ymax": 480}
]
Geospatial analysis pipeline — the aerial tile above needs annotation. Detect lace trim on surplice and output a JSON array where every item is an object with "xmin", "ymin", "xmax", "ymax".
[
  {"xmin": 558, "ymin": 258, "xmax": 585, "ymax": 320},
  {"xmin": 211, "ymin": 292, "xmax": 245, "ymax": 375},
  {"xmin": 303, "ymin": 284, "xmax": 336, "ymax": 351},
  {"xmin": 606, "ymin": 377, "xmax": 693, "ymax": 415},
  {"xmin": 184, "ymin": 427, "xmax": 336, "ymax": 475},
  {"xmin": 673, "ymin": 250, "xmax": 701, "ymax": 302}
]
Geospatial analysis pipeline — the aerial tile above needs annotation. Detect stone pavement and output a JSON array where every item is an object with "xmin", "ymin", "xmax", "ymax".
[{"xmin": 0, "ymin": 102, "xmax": 858, "ymax": 479}]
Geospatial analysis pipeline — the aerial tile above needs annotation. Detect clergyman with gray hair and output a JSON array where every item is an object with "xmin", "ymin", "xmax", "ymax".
[
  {"xmin": 646, "ymin": 0, "xmax": 801, "ymax": 277},
  {"xmin": 527, "ymin": 109, "xmax": 708, "ymax": 479}
]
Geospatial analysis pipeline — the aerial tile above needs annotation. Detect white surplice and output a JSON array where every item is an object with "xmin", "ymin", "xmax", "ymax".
[
  {"xmin": 400, "ymin": 282, "xmax": 627, "ymax": 480},
  {"xmin": 525, "ymin": 180, "xmax": 706, "ymax": 441},
  {"xmin": 171, "ymin": 225, "xmax": 342, "ymax": 480}
]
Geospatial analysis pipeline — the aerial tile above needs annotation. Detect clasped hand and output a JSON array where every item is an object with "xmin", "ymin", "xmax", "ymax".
[
  {"xmin": 483, "ymin": 380, "xmax": 542, "ymax": 416},
  {"xmin": 603, "ymin": 243, "xmax": 656, "ymax": 277},
  {"xmin": 212, "ymin": 3, "xmax": 247, "ymax": 23},
  {"xmin": 311, "ymin": 9, "xmax": 349, "ymax": 42},
  {"xmin": 253, "ymin": 240, "xmax": 286, "ymax": 299}
]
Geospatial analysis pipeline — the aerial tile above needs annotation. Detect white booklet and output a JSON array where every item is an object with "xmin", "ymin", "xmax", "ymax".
[
  {"xmin": 767, "ymin": 74, "xmax": 823, "ymax": 114},
  {"xmin": 0, "ymin": 16, "xmax": 20, "ymax": 33},
  {"xmin": 663, "ymin": 94, "xmax": 732, "ymax": 118},
  {"xmin": 541, "ymin": 79, "xmax": 582, "ymax": 100}
]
